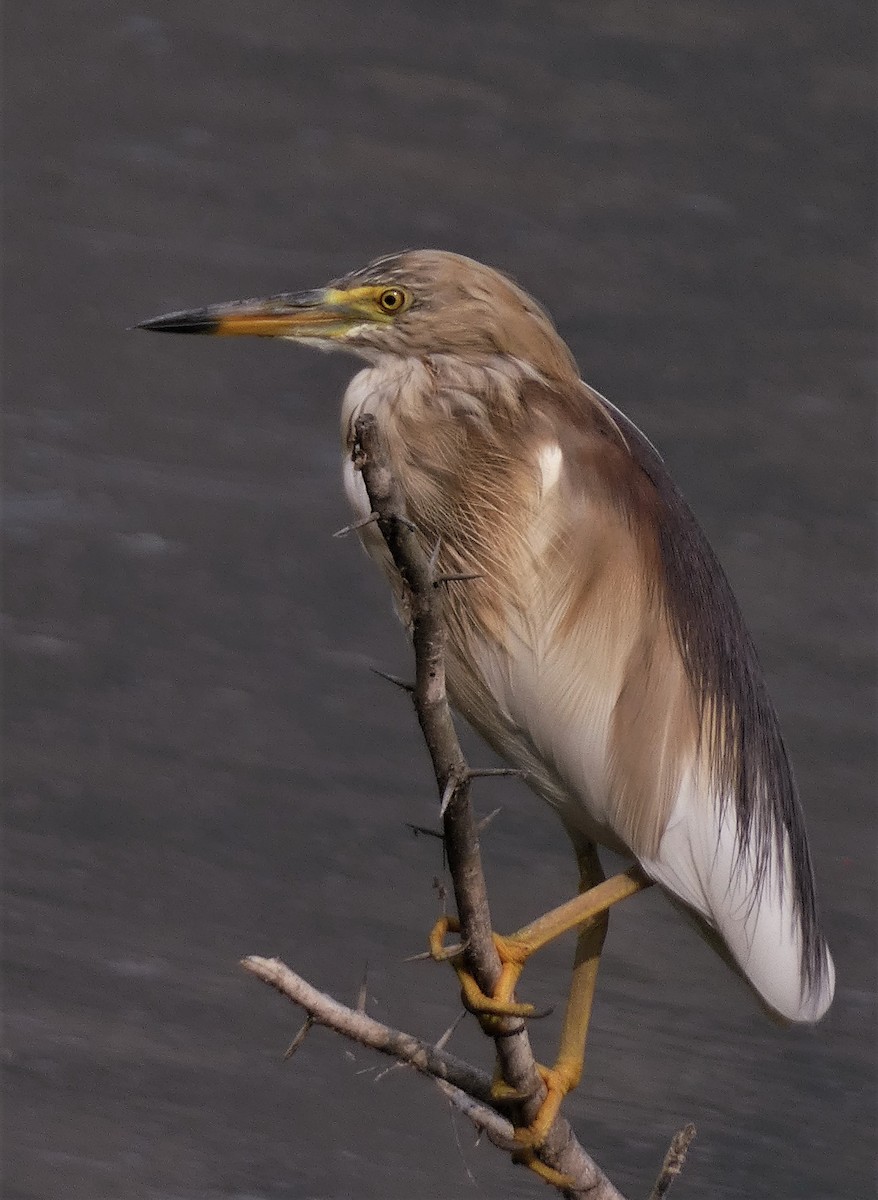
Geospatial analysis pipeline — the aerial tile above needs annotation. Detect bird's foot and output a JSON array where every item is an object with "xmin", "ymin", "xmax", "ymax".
[
  {"xmin": 488, "ymin": 1061, "xmax": 579, "ymax": 1187},
  {"xmin": 510, "ymin": 1059, "xmax": 580, "ymax": 1149},
  {"xmin": 429, "ymin": 915, "xmax": 538, "ymax": 1029}
]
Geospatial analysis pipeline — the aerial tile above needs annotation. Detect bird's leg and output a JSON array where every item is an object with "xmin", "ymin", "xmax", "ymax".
[
  {"xmin": 509, "ymin": 845, "xmax": 614, "ymax": 1162},
  {"xmin": 429, "ymin": 851, "xmax": 652, "ymax": 1166}
]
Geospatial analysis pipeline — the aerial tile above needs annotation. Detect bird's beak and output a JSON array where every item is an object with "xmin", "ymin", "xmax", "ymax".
[{"xmin": 135, "ymin": 288, "xmax": 363, "ymax": 340}]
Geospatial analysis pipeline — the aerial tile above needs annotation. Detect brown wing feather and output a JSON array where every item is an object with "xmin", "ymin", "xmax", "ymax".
[{"xmin": 582, "ymin": 385, "xmax": 828, "ymax": 996}]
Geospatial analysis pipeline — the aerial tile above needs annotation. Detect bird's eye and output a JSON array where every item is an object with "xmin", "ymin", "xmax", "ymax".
[{"xmin": 378, "ymin": 288, "xmax": 406, "ymax": 313}]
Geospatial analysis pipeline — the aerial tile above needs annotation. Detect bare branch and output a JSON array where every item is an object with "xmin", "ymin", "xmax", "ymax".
[{"xmin": 242, "ymin": 955, "xmax": 496, "ymax": 1104}]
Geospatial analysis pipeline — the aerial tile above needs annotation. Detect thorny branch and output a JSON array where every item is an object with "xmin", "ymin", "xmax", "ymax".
[
  {"xmin": 351, "ymin": 412, "xmax": 622, "ymax": 1197},
  {"xmin": 242, "ymin": 413, "xmax": 694, "ymax": 1198}
]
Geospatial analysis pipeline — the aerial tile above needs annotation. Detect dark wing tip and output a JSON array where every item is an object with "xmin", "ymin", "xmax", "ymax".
[{"xmin": 134, "ymin": 310, "xmax": 220, "ymax": 334}]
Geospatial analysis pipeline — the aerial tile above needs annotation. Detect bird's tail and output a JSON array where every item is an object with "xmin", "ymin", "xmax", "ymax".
[{"xmin": 641, "ymin": 786, "xmax": 835, "ymax": 1023}]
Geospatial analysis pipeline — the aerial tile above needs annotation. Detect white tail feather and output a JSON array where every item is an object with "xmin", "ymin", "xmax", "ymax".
[{"xmin": 641, "ymin": 774, "xmax": 835, "ymax": 1023}]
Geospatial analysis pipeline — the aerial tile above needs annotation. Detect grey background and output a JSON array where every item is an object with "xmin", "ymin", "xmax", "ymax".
[{"xmin": 3, "ymin": 3, "xmax": 874, "ymax": 1198}]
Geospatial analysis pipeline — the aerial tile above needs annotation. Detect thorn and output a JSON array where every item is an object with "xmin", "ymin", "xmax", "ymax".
[
  {"xmin": 332, "ymin": 512, "xmax": 379, "ymax": 538},
  {"xmin": 283, "ymin": 1015, "xmax": 315, "ymax": 1060},
  {"xmin": 405, "ymin": 822, "xmax": 444, "ymax": 840},
  {"xmin": 434, "ymin": 572, "xmax": 483, "ymax": 586},
  {"xmin": 373, "ymin": 1060, "xmax": 405, "ymax": 1084},
  {"xmin": 467, "ymin": 767, "xmax": 524, "ymax": 780},
  {"xmin": 355, "ymin": 964, "xmax": 368, "ymax": 1014},
  {"xmin": 439, "ymin": 770, "xmax": 467, "ymax": 817},
  {"xmin": 433, "ymin": 940, "xmax": 468, "ymax": 963},
  {"xmin": 477, "ymin": 806, "xmax": 502, "ymax": 832},
  {"xmin": 435, "ymin": 1013, "xmax": 468, "ymax": 1053},
  {"xmin": 371, "ymin": 667, "xmax": 415, "ymax": 693},
  {"xmin": 403, "ymin": 941, "xmax": 465, "ymax": 963},
  {"xmin": 439, "ymin": 777, "xmax": 457, "ymax": 817}
]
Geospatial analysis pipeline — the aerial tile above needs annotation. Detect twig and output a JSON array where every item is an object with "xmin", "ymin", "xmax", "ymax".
[
  {"xmin": 436, "ymin": 1078, "xmax": 519, "ymax": 1152},
  {"xmin": 242, "ymin": 955, "xmax": 496, "ymax": 1104},
  {"xmin": 468, "ymin": 767, "xmax": 524, "ymax": 780},
  {"xmin": 648, "ymin": 1124, "xmax": 696, "ymax": 1200},
  {"xmin": 439, "ymin": 766, "xmax": 522, "ymax": 817}
]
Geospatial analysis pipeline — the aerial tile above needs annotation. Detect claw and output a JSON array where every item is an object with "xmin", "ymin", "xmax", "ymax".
[
  {"xmin": 429, "ymin": 916, "xmax": 536, "ymax": 1025},
  {"xmin": 510, "ymin": 1145, "xmax": 576, "ymax": 1189},
  {"xmin": 489, "ymin": 1065, "xmax": 531, "ymax": 1107},
  {"xmin": 512, "ymin": 1060, "xmax": 581, "ymax": 1150}
]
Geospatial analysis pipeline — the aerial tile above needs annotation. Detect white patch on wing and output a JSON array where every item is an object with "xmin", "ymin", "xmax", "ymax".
[{"xmin": 538, "ymin": 443, "xmax": 563, "ymax": 494}]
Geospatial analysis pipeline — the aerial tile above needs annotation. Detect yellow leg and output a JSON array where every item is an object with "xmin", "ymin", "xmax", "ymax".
[
  {"xmin": 429, "ymin": 849, "xmax": 652, "ymax": 1176},
  {"xmin": 512, "ymin": 845, "xmax": 611, "ymax": 1159}
]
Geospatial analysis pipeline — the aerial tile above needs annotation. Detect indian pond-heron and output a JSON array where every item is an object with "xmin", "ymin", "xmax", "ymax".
[{"xmin": 139, "ymin": 249, "xmax": 835, "ymax": 1154}]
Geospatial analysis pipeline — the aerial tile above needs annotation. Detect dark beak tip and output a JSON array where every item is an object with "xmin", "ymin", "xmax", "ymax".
[{"xmin": 134, "ymin": 312, "xmax": 220, "ymax": 334}]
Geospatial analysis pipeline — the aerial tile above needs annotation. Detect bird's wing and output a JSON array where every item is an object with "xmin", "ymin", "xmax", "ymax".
[{"xmin": 574, "ymin": 384, "xmax": 834, "ymax": 1021}]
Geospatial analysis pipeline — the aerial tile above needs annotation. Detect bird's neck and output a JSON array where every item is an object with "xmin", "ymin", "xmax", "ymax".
[{"xmin": 341, "ymin": 354, "xmax": 565, "ymax": 639}]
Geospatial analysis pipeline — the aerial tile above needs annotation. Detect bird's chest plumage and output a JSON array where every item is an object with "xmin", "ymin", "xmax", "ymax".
[{"xmin": 339, "ymin": 359, "xmax": 643, "ymax": 854}]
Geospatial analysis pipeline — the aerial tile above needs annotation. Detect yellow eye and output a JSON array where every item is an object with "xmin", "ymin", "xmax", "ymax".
[{"xmin": 378, "ymin": 287, "xmax": 406, "ymax": 313}]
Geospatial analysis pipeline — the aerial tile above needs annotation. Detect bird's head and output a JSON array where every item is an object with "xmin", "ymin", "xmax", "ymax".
[{"xmin": 137, "ymin": 249, "xmax": 578, "ymax": 381}]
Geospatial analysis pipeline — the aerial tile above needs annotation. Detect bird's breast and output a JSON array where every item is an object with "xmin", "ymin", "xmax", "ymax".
[{"xmin": 339, "ymin": 368, "xmax": 667, "ymax": 855}]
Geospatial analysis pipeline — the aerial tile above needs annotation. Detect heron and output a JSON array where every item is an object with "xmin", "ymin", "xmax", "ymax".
[{"xmin": 138, "ymin": 249, "xmax": 834, "ymax": 1167}]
